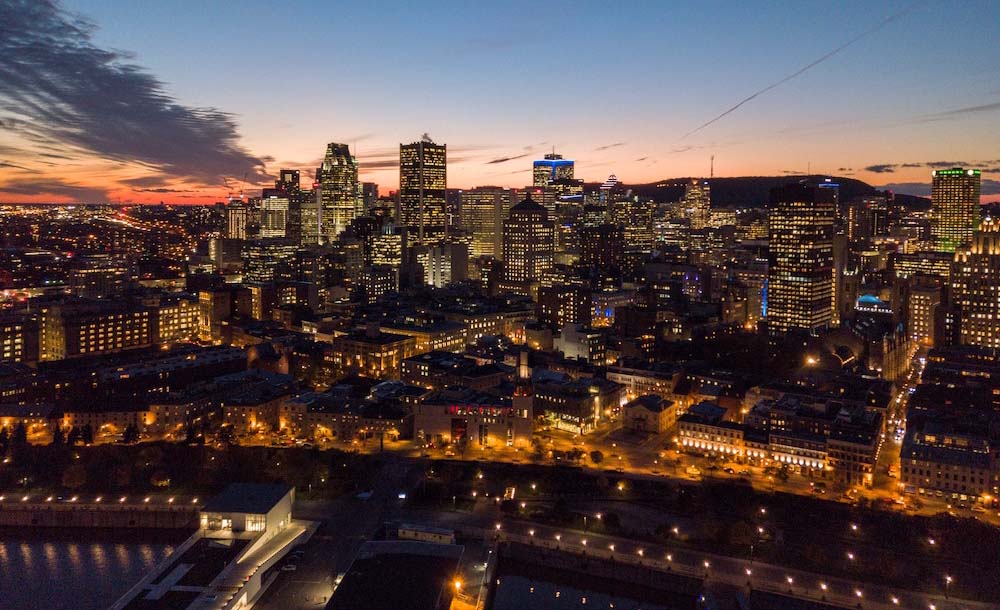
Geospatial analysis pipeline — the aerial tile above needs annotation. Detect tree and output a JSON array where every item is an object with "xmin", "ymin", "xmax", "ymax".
[
  {"xmin": 67, "ymin": 426, "xmax": 81, "ymax": 446},
  {"xmin": 589, "ymin": 450, "xmax": 605, "ymax": 465},
  {"xmin": 12, "ymin": 422, "xmax": 27, "ymax": 447},
  {"xmin": 0, "ymin": 426, "xmax": 8, "ymax": 456},
  {"xmin": 52, "ymin": 426, "xmax": 65, "ymax": 446},
  {"xmin": 122, "ymin": 424, "xmax": 139, "ymax": 444},
  {"xmin": 81, "ymin": 424, "xmax": 94, "ymax": 445}
]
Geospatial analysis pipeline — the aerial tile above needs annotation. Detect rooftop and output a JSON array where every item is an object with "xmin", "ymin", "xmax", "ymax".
[{"xmin": 201, "ymin": 483, "xmax": 292, "ymax": 515}]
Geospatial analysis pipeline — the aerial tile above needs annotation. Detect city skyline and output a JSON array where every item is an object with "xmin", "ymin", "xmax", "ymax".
[{"xmin": 2, "ymin": 0, "xmax": 1000, "ymax": 204}]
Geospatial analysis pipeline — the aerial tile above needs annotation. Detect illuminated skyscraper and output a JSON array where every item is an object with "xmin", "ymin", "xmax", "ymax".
[
  {"xmin": 533, "ymin": 152, "xmax": 574, "ymax": 187},
  {"xmin": 460, "ymin": 187, "xmax": 512, "ymax": 259},
  {"xmin": 931, "ymin": 168, "xmax": 981, "ymax": 253},
  {"xmin": 500, "ymin": 197, "xmax": 555, "ymax": 296},
  {"xmin": 682, "ymin": 178, "xmax": 710, "ymax": 230},
  {"xmin": 316, "ymin": 143, "xmax": 361, "ymax": 242},
  {"xmin": 951, "ymin": 217, "xmax": 1000, "ymax": 347},
  {"xmin": 399, "ymin": 136, "xmax": 447, "ymax": 243},
  {"xmin": 226, "ymin": 200, "xmax": 248, "ymax": 240},
  {"xmin": 767, "ymin": 183, "xmax": 836, "ymax": 335},
  {"xmin": 275, "ymin": 169, "xmax": 303, "ymax": 242},
  {"xmin": 259, "ymin": 193, "xmax": 289, "ymax": 238}
]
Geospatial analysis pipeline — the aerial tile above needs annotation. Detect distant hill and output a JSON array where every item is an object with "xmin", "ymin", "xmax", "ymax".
[{"xmin": 585, "ymin": 175, "xmax": 930, "ymax": 209}]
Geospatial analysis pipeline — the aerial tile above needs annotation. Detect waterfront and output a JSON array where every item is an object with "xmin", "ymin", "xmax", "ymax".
[{"xmin": 0, "ymin": 529, "xmax": 185, "ymax": 610}]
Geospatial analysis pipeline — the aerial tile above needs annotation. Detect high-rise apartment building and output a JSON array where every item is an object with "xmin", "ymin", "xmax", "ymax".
[
  {"xmin": 317, "ymin": 143, "xmax": 361, "ymax": 242},
  {"xmin": 500, "ymin": 198, "xmax": 555, "ymax": 296},
  {"xmin": 952, "ymin": 217, "xmax": 1000, "ymax": 347},
  {"xmin": 460, "ymin": 187, "xmax": 512, "ymax": 259},
  {"xmin": 682, "ymin": 179, "xmax": 711, "ymax": 230},
  {"xmin": 767, "ymin": 183, "xmax": 836, "ymax": 335},
  {"xmin": 932, "ymin": 168, "xmax": 981, "ymax": 252},
  {"xmin": 400, "ymin": 137, "xmax": 447, "ymax": 243}
]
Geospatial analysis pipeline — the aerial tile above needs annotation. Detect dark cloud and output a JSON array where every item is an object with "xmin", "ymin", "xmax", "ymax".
[
  {"xmin": 133, "ymin": 187, "xmax": 195, "ymax": 193},
  {"xmin": 925, "ymin": 160, "xmax": 969, "ymax": 168},
  {"xmin": 0, "ymin": 161, "xmax": 32, "ymax": 171},
  {"xmin": 486, "ymin": 153, "xmax": 530, "ymax": 165},
  {"xmin": 0, "ymin": 178, "xmax": 107, "ymax": 201},
  {"xmin": 0, "ymin": 0, "xmax": 268, "ymax": 188},
  {"xmin": 594, "ymin": 142, "xmax": 625, "ymax": 151},
  {"xmin": 983, "ymin": 179, "xmax": 1000, "ymax": 196},
  {"xmin": 900, "ymin": 162, "xmax": 923, "ymax": 168},
  {"xmin": 122, "ymin": 175, "xmax": 169, "ymax": 188},
  {"xmin": 635, "ymin": 157, "xmax": 649, "ymax": 162},
  {"xmin": 837, "ymin": 167, "xmax": 853, "ymax": 172},
  {"xmin": 864, "ymin": 164, "xmax": 897, "ymax": 173}
]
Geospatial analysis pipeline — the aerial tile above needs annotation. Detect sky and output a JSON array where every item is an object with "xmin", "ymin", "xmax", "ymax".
[{"xmin": 1, "ymin": 0, "xmax": 999, "ymax": 204}]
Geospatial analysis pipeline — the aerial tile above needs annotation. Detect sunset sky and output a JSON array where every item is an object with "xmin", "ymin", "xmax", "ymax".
[{"xmin": 1, "ymin": 0, "xmax": 999, "ymax": 204}]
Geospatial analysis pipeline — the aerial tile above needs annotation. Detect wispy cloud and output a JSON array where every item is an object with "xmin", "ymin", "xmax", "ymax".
[
  {"xmin": 864, "ymin": 164, "xmax": 897, "ymax": 173},
  {"xmin": 486, "ymin": 152, "xmax": 531, "ymax": 165},
  {"xmin": 594, "ymin": 142, "xmax": 625, "ymax": 151},
  {"xmin": 681, "ymin": 3, "xmax": 918, "ymax": 139},
  {"xmin": 0, "ymin": 0, "xmax": 269, "ymax": 193}
]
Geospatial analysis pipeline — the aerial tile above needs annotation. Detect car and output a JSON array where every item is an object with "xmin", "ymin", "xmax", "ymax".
[
  {"xmin": 723, "ymin": 467, "xmax": 735, "ymax": 474},
  {"xmin": 738, "ymin": 469, "xmax": 751, "ymax": 476}
]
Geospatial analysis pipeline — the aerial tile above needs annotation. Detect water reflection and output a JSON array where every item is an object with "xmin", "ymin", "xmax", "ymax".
[{"xmin": 0, "ymin": 533, "xmax": 178, "ymax": 610}]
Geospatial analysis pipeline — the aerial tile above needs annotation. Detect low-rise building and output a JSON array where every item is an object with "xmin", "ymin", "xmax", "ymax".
[{"xmin": 623, "ymin": 394, "xmax": 676, "ymax": 434}]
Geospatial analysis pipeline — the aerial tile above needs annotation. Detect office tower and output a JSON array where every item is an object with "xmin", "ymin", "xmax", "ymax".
[
  {"xmin": 951, "ymin": 217, "xmax": 1000, "ymax": 347},
  {"xmin": 300, "ymin": 182, "xmax": 322, "ymax": 245},
  {"xmin": 532, "ymin": 152, "xmax": 574, "ymax": 187},
  {"xmin": 242, "ymin": 239, "xmax": 299, "ymax": 283},
  {"xmin": 460, "ymin": 187, "xmax": 512, "ymax": 259},
  {"xmin": 580, "ymin": 224, "xmax": 625, "ymax": 273},
  {"xmin": 226, "ymin": 200, "xmax": 248, "ymax": 239},
  {"xmin": 371, "ymin": 222, "xmax": 407, "ymax": 268},
  {"xmin": 683, "ymin": 179, "xmax": 711, "ymax": 230},
  {"xmin": 259, "ymin": 193, "xmax": 289, "ymax": 238},
  {"xmin": 275, "ymin": 169, "xmax": 302, "ymax": 242},
  {"xmin": 909, "ymin": 275, "xmax": 942, "ymax": 346},
  {"xmin": 362, "ymin": 182, "xmax": 379, "ymax": 214},
  {"xmin": 932, "ymin": 167, "xmax": 981, "ymax": 252},
  {"xmin": 767, "ymin": 183, "xmax": 836, "ymax": 335},
  {"xmin": 316, "ymin": 143, "xmax": 361, "ymax": 242},
  {"xmin": 500, "ymin": 197, "xmax": 555, "ymax": 295},
  {"xmin": 515, "ymin": 186, "xmax": 557, "ymax": 220},
  {"xmin": 399, "ymin": 136, "xmax": 447, "ymax": 243}
]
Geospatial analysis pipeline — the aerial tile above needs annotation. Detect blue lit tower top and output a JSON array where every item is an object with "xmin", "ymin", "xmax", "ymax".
[{"xmin": 532, "ymin": 152, "xmax": 574, "ymax": 187}]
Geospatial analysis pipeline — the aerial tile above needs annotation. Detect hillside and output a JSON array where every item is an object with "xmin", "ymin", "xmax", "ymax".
[{"xmin": 586, "ymin": 175, "xmax": 930, "ymax": 209}]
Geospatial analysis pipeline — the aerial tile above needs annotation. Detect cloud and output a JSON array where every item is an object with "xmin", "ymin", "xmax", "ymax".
[
  {"xmin": 0, "ymin": 0, "xmax": 268, "ymax": 190},
  {"xmin": 486, "ymin": 152, "xmax": 531, "ymax": 165},
  {"xmin": 594, "ymin": 142, "xmax": 625, "ymax": 151},
  {"xmin": 0, "ymin": 177, "xmax": 107, "ymax": 201},
  {"xmin": 635, "ymin": 157, "xmax": 649, "ymax": 162},
  {"xmin": 133, "ymin": 187, "xmax": 195, "ymax": 193},
  {"xmin": 925, "ymin": 160, "xmax": 969, "ymax": 168},
  {"xmin": 681, "ymin": 3, "xmax": 918, "ymax": 139},
  {"xmin": 864, "ymin": 164, "xmax": 897, "ymax": 173},
  {"xmin": 921, "ymin": 101, "xmax": 1000, "ymax": 119}
]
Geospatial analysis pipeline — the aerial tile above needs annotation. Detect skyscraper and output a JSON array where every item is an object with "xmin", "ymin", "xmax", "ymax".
[
  {"xmin": 399, "ymin": 136, "xmax": 447, "ymax": 244},
  {"xmin": 682, "ymin": 178, "xmax": 710, "ymax": 230},
  {"xmin": 259, "ymin": 193, "xmax": 289, "ymax": 238},
  {"xmin": 951, "ymin": 217, "xmax": 1000, "ymax": 347},
  {"xmin": 275, "ymin": 169, "xmax": 303, "ymax": 242},
  {"xmin": 767, "ymin": 183, "xmax": 836, "ymax": 335},
  {"xmin": 500, "ymin": 197, "xmax": 555, "ymax": 296},
  {"xmin": 931, "ymin": 168, "xmax": 981, "ymax": 253},
  {"xmin": 316, "ymin": 143, "xmax": 361, "ymax": 242},
  {"xmin": 460, "ymin": 187, "xmax": 512, "ymax": 259},
  {"xmin": 532, "ymin": 152, "xmax": 574, "ymax": 187},
  {"xmin": 225, "ymin": 199, "xmax": 248, "ymax": 240}
]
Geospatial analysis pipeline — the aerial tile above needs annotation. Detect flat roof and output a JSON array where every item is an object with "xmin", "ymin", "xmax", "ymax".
[
  {"xmin": 325, "ymin": 541, "xmax": 462, "ymax": 610},
  {"xmin": 201, "ymin": 483, "xmax": 292, "ymax": 515}
]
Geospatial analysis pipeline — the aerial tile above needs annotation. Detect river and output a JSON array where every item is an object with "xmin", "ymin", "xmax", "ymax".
[{"xmin": 0, "ymin": 529, "xmax": 187, "ymax": 610}]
